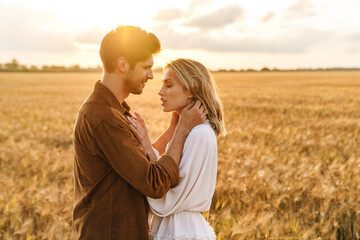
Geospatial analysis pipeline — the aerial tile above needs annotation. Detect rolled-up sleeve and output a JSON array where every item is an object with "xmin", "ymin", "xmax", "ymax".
[{"xmin": 94, "ymin": 119, "xmax": 179, "ymax": 198}]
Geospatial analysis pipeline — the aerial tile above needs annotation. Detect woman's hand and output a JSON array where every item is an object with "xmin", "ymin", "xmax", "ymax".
[
  {"xmin": 127, "ymin": 111, "xmax": 153, "ymax": 153},
  {"xmin": 177, "ymin": 100, "xmax": 208, "ymax": 134}
]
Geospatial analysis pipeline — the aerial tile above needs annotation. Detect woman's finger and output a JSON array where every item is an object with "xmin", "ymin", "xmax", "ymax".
[
  {"xmin": 127, "ymin": 116, "xmax": 135, "ymax": 123},
  {"xmin": 134, "ymin": 111, "xmax": 145, "ymax": 126},
  {"xmin": 129, "ymin": 122, "xmax": 139, "ymax": 132},
  {"xmin": 131, "ymin": 115, "xmax": 142, "ymax": 126},
  {"xmin": 128, "ymin": 117, "xmax": 141, "ymax": 130},
  {"xmin": 134, "ymin": 116, "xmax": 142, "ymax": 125},
  {"xmin": 133, "ymin": 112, "xmax": 142, "ymax": 126},
  {"xmin": 130, "ymin": 124, "xmax": 143, "ymax": 140},
  {"xmin": 198, "ymin": 104, "xmax": 204, "ymax": 112},
  {"xmin": 185, "ymin": 100, "xmax": 196, "ymax": 110},
  {"xmin": 129, "ymin": 124, "xmax": 138, "ymax": 136},
  {"xmin": 193, "ymin": 100, "xmax": 202, "ymax": 109},
  {"xmin": 130, "ymin": 118, "xmax": 147, "ymax": 136},
  {"xmin": 127, "ymin": 116, "xmax": 135, "ymax": 125}
]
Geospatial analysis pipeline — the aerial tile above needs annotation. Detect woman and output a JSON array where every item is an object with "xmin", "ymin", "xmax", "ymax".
[{"xmin": 127, "ymin": 58, "xmax": 225, "ymax": 240}]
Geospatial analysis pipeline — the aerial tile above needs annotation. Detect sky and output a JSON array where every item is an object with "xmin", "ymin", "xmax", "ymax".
[{"xmin": 1, "ymin": 0, "xmax": 360, "ymax": 70}]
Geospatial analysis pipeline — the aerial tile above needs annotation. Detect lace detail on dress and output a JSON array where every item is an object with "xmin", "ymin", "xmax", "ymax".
[{"xmin": 150, "ymin": 232, "xmax": 216, "ymax": 240}]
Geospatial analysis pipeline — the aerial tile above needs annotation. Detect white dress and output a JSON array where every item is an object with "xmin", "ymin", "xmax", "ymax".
[{"xmin": 148, "ymin": 121, "xmax": 217, "ymax": 240}]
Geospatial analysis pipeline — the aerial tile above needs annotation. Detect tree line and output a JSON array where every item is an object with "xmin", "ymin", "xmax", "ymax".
[
  {"xmin": 1, "ymin": 59, "xmax": 359, "ymax": 73},
  {"xmin": 0, "ymin": 59, "xmax": 102, "ymax": 72},
  {"xmin": 215, "ymin": 66, "xmax": 360, "ymax": 72}
]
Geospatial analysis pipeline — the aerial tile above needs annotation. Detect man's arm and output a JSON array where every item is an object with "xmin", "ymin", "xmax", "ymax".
[{"xmin": 94, "ymin": 118, "xmax": 178, "ymax": 199}]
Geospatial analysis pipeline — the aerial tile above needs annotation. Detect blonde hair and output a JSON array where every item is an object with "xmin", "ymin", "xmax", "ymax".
[{"xmin": 164, "ymin": 58, "xmax": 226, "ymax": 136}]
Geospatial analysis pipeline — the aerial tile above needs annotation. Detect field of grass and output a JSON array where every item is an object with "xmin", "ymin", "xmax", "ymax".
[{"xmin": 0, "ymin": 71, "xmax": 359, "ymax": 239}]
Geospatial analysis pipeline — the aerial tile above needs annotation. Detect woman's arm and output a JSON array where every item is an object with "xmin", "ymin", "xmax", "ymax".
[
  {"xmin": 147, "ymin": 124, "xmax": 218, "ymax": 217},
  {"xmin": 128, "ymin": 112, "xmax": 179, "ymax": 159},
  {"xmin": 152, "ymin": 112, "xmax": 179, "ymax": 155}
]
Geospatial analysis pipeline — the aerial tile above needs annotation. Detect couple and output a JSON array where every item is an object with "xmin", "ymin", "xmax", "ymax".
[{"xmin": 73, "ymin": 25, "xmax": 225, "ymax": 240}]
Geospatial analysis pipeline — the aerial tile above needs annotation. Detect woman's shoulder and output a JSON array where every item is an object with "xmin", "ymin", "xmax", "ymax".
[{"xmin": 188, "ymin": 120, "xmax": 216, "ymax": 140}]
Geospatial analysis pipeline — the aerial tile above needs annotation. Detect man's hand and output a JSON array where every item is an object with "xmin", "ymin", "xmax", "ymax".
[{"xmin": 178, "ymin": 100, "xmax": 208, "ymax": 134}]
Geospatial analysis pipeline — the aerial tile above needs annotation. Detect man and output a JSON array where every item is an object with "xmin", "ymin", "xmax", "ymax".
[{"xmin": 73, "ymin": 25, "xmax": 207, "ymax": 239}]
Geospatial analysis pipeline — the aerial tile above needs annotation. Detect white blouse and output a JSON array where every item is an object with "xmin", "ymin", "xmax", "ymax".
[{"xmin": 148, "ymin": 121, "xmax": 217, "ymax": 240}]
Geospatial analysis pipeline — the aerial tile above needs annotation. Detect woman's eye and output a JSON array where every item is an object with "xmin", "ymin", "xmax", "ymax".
[{"xmin": 165, "ymin": 85, "xmax": 172, "ymax": 88}]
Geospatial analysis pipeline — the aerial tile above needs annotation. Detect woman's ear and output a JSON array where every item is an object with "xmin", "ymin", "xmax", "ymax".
[
  {"xmin": 116, "ymin": 57, "xmax": 130, "ymax": 73},
  {"xmin": 186, "ymin": 93, "xmax": 194, "ymax": 105},
  {"xmin": 187, "ymin": 92, "xmax": 194, "ymax": 99}
]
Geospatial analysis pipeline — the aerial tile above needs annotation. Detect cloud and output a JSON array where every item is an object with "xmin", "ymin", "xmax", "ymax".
[
  {"xmin": 149, "ymin": 1, "xmax": 331, "ymax": 55},
  {"xmin": 152, "ymin": 24, "xmax": 332, "ymax": 54},
  {"xmin": 348, "ymin": 45, "xmax": 360, "ymax": 52},
  {"xmin": 188, "ymin": 0, "xmax": 212, "ymax": 10},
  {"xmin": 151, "ymin": 4, "xmax": 244, "ymax": 30},
  {"xmin": 0, "ymin": 3, "xmax": 76, "ymax": 53},
  {"xmin": 346, "ymin": 31, "xmax": 360, "ymax": 52},
  {"xmin": 152, "ymin": 8, "xmax": 184, "ymax": 22},
  {"xmin": 349, "ymin": 31, "xmax": 360, "ymax": 41},
  {"xmin": 75, "ymin": 27, "xmax": 108, "ymax": 45},
  {"xmin": 262, "ymin": 12, "xmax": 276, "ymax": 23},
  {"xmin": 184, "ymin": 5, "xmax": 244, "ymax": 30},
  {"xmin": 285, "ymin": 0, "xmax": 316, "ymax": 19}
]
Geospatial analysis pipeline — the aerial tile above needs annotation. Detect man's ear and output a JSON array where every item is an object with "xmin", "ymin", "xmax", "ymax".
[{"xmin": 116, "ymin": 57, "xmax": 130, "ymax": 73}]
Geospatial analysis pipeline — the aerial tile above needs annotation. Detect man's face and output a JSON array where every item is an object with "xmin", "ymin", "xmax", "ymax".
[{"xmin": 125, "ymin": 56, "xmax": 154, "ymax": 95}]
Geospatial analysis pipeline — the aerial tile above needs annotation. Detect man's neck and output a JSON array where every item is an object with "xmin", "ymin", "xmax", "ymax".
[{"xmin": 100, "ymin": 72, "xmax": 129, "ymax": 104}]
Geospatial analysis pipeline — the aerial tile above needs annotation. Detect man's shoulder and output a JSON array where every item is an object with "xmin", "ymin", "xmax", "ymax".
[
  {"xmin": 76, "ymin": 92, "xmax": 125, "ymax": 130},
  {"xmin": 80, "ymin": 92, "xmax": 106, "ymax": 118}
]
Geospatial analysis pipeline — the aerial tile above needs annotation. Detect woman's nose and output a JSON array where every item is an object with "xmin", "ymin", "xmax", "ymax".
[{"xmin": 158, "ymin": 86, "xmax": 164, "ymax": 95}]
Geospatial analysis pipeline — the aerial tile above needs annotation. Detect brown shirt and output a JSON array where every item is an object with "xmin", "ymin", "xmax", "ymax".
[{"xmin": 73, "ymin": 81, "xmax": 179, "ymax": 239}]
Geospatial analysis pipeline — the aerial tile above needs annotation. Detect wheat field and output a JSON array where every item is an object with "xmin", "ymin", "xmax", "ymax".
[{"xmin": 0, "ymin": 71, "xmax": 359, "ymax": 239}]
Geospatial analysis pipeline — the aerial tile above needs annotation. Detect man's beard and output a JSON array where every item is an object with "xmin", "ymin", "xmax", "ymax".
[{"xmin": 125, "ymin": 73, "xmax": 143, "ymax": 95}]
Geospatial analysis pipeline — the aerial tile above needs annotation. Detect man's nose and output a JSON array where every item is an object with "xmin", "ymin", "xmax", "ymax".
[{"xmin": 147, "ymin": 69, "xmax": 153, "ymax": 80}]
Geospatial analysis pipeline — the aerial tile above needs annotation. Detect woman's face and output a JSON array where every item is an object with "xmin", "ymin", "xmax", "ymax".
[{"xmin": 158, "ymin": 68, "xmax": 192, "ymax": 114}]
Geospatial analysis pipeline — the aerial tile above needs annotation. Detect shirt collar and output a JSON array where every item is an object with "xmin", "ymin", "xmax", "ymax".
[{"xmin": 93, "ymin": 80, "xmax": 131, "ymax": 115}]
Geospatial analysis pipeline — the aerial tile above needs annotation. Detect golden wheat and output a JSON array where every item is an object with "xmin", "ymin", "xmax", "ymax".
[{"xmin": 0, "ymin": 71, "xmax": 359, "ymax": 239}]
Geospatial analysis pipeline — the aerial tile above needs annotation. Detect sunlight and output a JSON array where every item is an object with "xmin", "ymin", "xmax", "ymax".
[{"xmin": 1, "ymin": 0, "xmax": 359, "ymax": 69}]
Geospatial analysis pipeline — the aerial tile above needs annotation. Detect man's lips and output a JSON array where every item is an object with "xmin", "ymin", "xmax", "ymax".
[{"xmin": 140, "ymin": 80, "xmax": 147, "ymax": 88}]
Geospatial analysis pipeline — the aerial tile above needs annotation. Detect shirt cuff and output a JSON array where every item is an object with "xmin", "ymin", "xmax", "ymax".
[{"xmin": 155, "ymin": 155, "xmax": 179, "ymax": 188}]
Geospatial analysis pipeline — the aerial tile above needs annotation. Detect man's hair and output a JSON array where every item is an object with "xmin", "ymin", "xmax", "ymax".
[{"xmin": 100, "ymin": 25, "xmax": 161, "ymax": 72}]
